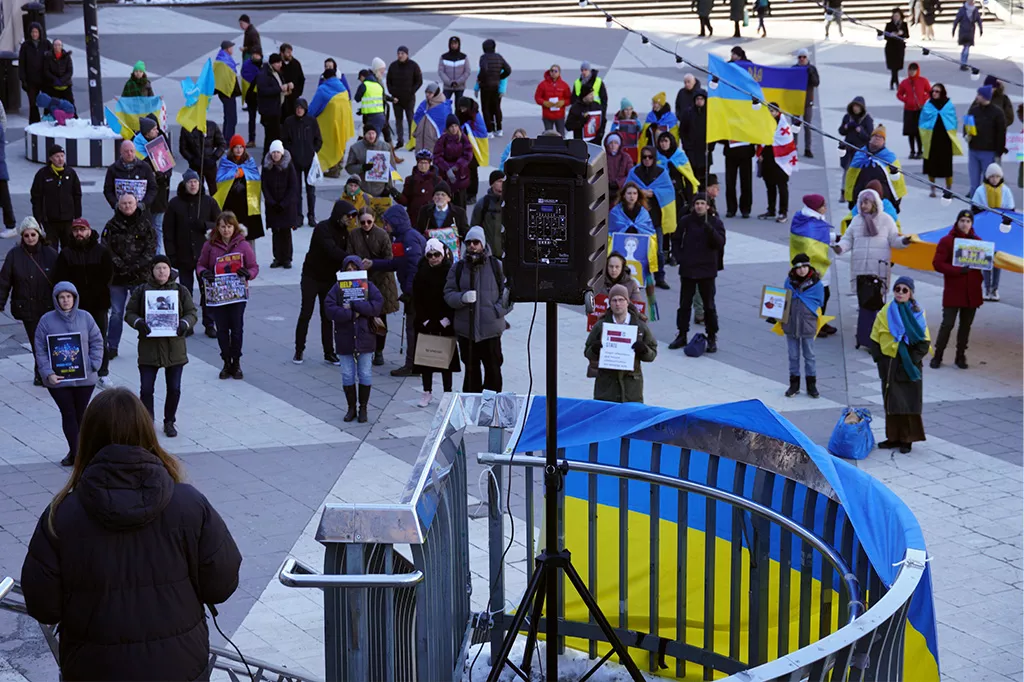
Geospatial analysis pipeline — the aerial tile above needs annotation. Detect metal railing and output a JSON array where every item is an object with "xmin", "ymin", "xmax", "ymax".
[{"xmin": 0, "ymin": 578, "xmax": 317, "ymax": 682}]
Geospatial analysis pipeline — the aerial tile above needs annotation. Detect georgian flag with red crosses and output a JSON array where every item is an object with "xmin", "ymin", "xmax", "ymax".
[{"xmin": 772, "ymin": 113, "xmax": 799, "ymax": 176}]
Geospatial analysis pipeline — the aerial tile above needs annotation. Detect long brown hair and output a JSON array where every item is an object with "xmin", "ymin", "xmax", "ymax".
[
  {"xmin": 212, "ymin": 211, "xmax": 242, "ymax": 243},
  {"xmin": 617, "ymin": 181, "xmax": 649, "ymax": 211},
  {"xmin": 48, "ymin": 388, "xmax": 185, "ymax": 536}
]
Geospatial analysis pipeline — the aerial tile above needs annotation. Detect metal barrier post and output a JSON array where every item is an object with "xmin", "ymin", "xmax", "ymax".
[{"xmin": 486, "ymin": 424, "xmax": 506, "ymax": 663}]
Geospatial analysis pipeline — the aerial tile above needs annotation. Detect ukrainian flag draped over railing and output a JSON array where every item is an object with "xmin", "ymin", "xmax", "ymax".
[
  {"xmin": 112, "ymin": 95, "xmax": 163, "ymax": 134},
  {"xmin": 626, "ymin": 166, "xmax": 678, "ymax": 234},
  {"xmin": 177, "ymin": 59, "xmax": 216, "ymax": 134},
  {"xmin": 214, "ymin": 49, "xmax": 238, "ymax": 97},
  {"xmin": 706, "ymin": 54, "xmax": 777, "ymax": 145},
  {"xmin": 214, "ymin": 155, "xmax": 262, "ymax": 219},
  {"xmin": 463, "ymin": 111, "xmax": 490, "ymax": 167},
  {"xmin": 406, "ymin": 99, "xmax": 455, "ymax": 151},
  {"xmin": 738, "ymin": 62, "xmax": 808, "ymax": 117},
  {"xmin": 104, "ymin": 107, "xmax": 147, "ymax": 159},
  {"xmin": 309, "ymin": 76, "xmax": 355, "ymax": 171}
]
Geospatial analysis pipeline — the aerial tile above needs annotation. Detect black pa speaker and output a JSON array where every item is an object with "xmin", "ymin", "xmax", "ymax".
[{"xmin": 502, "ymin": 136, "xmax": 608, "ymax": 305}]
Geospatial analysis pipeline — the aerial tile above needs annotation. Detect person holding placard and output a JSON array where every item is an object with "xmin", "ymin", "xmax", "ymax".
[
  {"xmin": 780, "ymin": 254, "xmax": 824, "ymax": 399},
  {"xmin": 413, "ymin": 239, "xmax": 461, "ymax": 407},
  {"xmin": 930, "ymin": 210, "xmax": 984, "ymax": 369},
  {"xmin": 584, "ymin": 284, "xmax": 657, "ymax": 404},
  {"xmin": 124, "ymin": 256, "xmax": 198, "ymax": 438},
  {"xmin": 34, "ymin": 282, "xmax": 104, "ymax": 466},
  {"xmin": 971, "ymin": 162, "xmax": 1014, "ymax": 301}
]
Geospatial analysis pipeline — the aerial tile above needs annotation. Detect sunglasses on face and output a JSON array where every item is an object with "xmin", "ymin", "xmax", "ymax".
[
  {"xmin": 642, "ymin": 155, "xmax": 654, "ymax": 160},
  {"xmin": 360, "ymin": 219, "xmax": 374, "ymax": 225},
  {"xmin": 894, "ymin": 286, "xmax": 911, "ymax": 294},
  {"xmin": 466, "ymin": 240, "xmax": 482, "ymax": 246},
  {"xmin": 427, "ymin": 252, "xmax": 443, "ymax": 258}
]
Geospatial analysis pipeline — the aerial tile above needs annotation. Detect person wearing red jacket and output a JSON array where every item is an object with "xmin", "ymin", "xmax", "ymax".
[
  {"xmin": 896, "ymin": 62, "xmax": 931, "ymax": 160},
  {"xmin": 534, "ymin": 64, "xmax": 571, "ymax": 137},
  {"xmin": 930, "ymin": 209, "xmax": 984, "ymax": 370}
]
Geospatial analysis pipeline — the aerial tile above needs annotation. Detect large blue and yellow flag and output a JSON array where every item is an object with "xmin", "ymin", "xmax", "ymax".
[
  {"xmin": 736, "ymin": 61, "xmax": 809, "ymax": 117},
  {"xmin": 463, "ymin": 111, "xmax": 490, "ymax": 168},
  {"xmin": 626, "ymin": 165, "xmax": 678, "ymax": 234},
  {"xmin": 240, "ymin": 57, "xmax": 260, "ymax": 101},
  {"xmin": 104, "ymin": 107, "xmax": 147, "ymax": 159},
  {"xmin": 894, "ymin": 209, "xmax": 1023, "ymax": 274},
  {"xmin": 640, "ymin": 109, "xmax": 679, "ymax": 149},
  {"xmin": 844, "ymin": 144, "xmax": 907, "ymax": 201},
  {"xmin": 406, "ymin": 98, "xmax": 455, "ymax": 151},
  {"xmin": 112, "ymin": 95, "xmax": 162, "ymax": 134},
  {"xmin": 706, "ymin": 54, "xmax": 777, "ymax": 145},
  {"xmin": 919, "ymin": 100, "xmax": 963, "ymax": 160},
  {"xmin": 790, "ymin": 209, "xmax": 832, "ymax": 280},
  {"xmin": 309, "ymin": 76, "xmax": 355, "ymax": 171},
  {"xmin": 213, "ymin": 49, "xmax": 238, "ymax": 97},
  {"xmin": 214, "ymin": 154, "xmax": 262, "ymax": 219},
  {"xmin": 177, "ymin": 59, "xmax": 216, "ymax": 134},
  {"xmin": 655, "ymin": 144, "xmax": 700, "ymax": 193}
]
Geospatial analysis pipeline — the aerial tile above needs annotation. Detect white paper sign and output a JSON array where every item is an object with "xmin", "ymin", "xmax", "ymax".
[
  {"xmin": 598, "ymin": 323, "xmax": 638, "ymax": 371},
  {"xmin": 145, "ymin": 290, "xmax": 178, "ymax": 337},
  {"xmin": 1006, "ymin": 130, "xmax": 1023, "ymax": 163},
  {"xmin": 364, "ymin": 150, "xmax": 390, "ymax": 184}
]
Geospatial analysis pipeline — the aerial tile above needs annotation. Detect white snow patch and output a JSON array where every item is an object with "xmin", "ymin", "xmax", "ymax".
[
  {"xmin": 26, "ymin": 121, "xmax": 122, "ymax": 140},
  {"xmin": 463, "ymin": 639, "xmax": 670, "ymax": 681}
]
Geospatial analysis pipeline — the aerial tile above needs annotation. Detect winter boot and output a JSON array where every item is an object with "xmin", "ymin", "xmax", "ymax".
[
  {"xmin": 231, "ymin": 359, "xmax": 244, "ymax": 380},
  {"xmin": 705, "ymin": 336, "xmax": 718, "ymax": 353},
  {"xmin": 806, "ymin": 376, "xmax": 820, "ymax": 398},
  {"xmin": 164, "ymin": 420, "xmax": 178, "ymax": 437},
  {"xmin": 343, "ymin": 385, "xmax": 357, "ymax": 422},
  {"xmin": 219, "ymin": 359, "xmax": 232, "ymax": 380},
  {"xmin": 654, "ymin": 271, "xmax": 671, "ymax": 290},
  {"xmin": 954, "ymin": 351, "xmax": 968, "ymax": 369},
  {"xmin": 357, "ymin": 384, "xmax": 371, "ymax": 423},
  {"xmin": 373, "ymin": 351, "xmax": 385, "ymax": 366},
  {"xmin": 785, "ymin": 375, "xmax": 801, "ymax": 397},
  {"xmin": 929, "ymin": 349, "xmax": 943, "ymax": 369},
  {"xmin": 668, "ymin": 332, "xmax": 688, "ymax": 350}
]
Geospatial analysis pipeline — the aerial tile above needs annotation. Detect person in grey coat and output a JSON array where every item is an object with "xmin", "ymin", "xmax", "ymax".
[
  {"xmin": 443, "ymin": 225, "xmax": 510, "ymax": 392},
  {"xmin": 438, "ymin": 36, "xmax": 472, "ymax": 101},
  {"xmin": 344, "ymin": 125, "xmax": 394, "ymax": 198},
  {"xmin": 34, "ymin": 281, "xmax": 104, "ymax": 466},
  {"xmin": 781, "ymin": 254, "xmax": 823, "ymax": 399}
]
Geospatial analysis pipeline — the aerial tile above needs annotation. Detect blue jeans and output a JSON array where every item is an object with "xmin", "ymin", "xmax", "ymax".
[
  {"xmin": 340, "ymin": 352, "xmax": 373, "ymax": 386},
  {"xmin": 219, "ymin": 93, "xmax": 237, "ymax": 141},
  {"xmin": 787, "ymin": 336, "xmax": 816, "ymax": 377},
  {"xmin": 960, "ymin": 44, "xmax": 970, "ymax": 64},
  {"xmin": 968, "ymin": 149, "xmax": 996, "ymax": 196},
  {"xmin": 152, "ymin": 212, "xmax": 165, "ymax": 255},
  {"xmin": 107, "ymin": 284, "xmax": 133, "ymax": 352},
  {"xmin": 983, "ymin": 267, "xmax": 1001, "ymax": 292}
]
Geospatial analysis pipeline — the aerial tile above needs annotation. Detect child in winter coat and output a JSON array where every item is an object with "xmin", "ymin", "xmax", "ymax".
[
  {"xmin": 780, "ymin": 254, "xmax": 824, "ymax": 398},
  {"xmin": 971, "ymin": 162, "xmax": 1015, "ymax": 301},
  {"xmin": 325, "ymin": 255, "xmax": 384, "ymax": 423}
]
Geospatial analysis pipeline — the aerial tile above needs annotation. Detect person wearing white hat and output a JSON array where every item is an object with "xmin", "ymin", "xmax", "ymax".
[
  {"xmin": 412, "ymin": 238, "xmax": 460, "ymax": 407},
  {"xmin": 261, "ymin": 139, "xmax": 300, "ymax": 268}
]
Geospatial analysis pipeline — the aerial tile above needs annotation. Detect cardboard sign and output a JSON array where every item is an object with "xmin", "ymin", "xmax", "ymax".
[
  {"xmin": 364, "ymin": 150, "xmax": 390, "ymax": 184},
  {"xmin": 215, "ymin": 252, "xmax": 243, "ymax": 275},
  {"xmin": 414, "ymin": 334, "xmax": 456, "ymax": 369},
  {"xmin": 952, "ymin": 238, "xmax": 995, "ymax": 271},
  {"xmin": 760, "ymin": 285, "xmax": 791, "ymax": 323},
  {"xmin": 205, "ymin": 274, "xmax": 248, "ymax": 306}
]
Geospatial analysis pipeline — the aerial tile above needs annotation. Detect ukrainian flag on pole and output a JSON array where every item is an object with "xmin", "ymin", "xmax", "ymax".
[
  {"xmin": 104, "ymin": 107, "xmax": 147, "ymax": 159},
  {"xmin": 177, "ymin": 59, "xmax": 216, "ymax": 134},
  {"xmin": 706, "ymin": 54, "xmax": 777, "ymax": 145}
]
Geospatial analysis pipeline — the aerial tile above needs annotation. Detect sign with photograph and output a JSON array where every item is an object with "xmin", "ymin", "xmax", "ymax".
[
  {"xmin": 144, "ymin": 136, "xmax": 175, "ymax": 173},
  {"xmin": 337, "ymin": 270, "xmax": 368, "ymax": 303},
  {"xmin": 205, "ymin": 274, "xmax": 248, "ymax": 307},
  {"xmin": 598, "ymin": 323, "xmax": 638, "ymax": 371},
  {"xmin": 145, "ymin": 290, "xmax": 178, "ymax": 337},
  {"xmin": 759, "ymin": 285, "xmax": 791, "ymax": 323},
  {"xmin": 426, "ymin": 226, "xmax": 460, "ymax": 263},
  {"xmin": 215, "ymin": 252, "xmax": 243, "ymax": 275},
  {"xmin": 113, "ymin": 178, "xmax": 148, "ymax": 203},
  {"xmin": 952, "ymin": 238, "xmax": 995, "ymax": 271},
  {"xmin": 364, "ymin": 150, "xmax": 390, "ymax": 184},
  {"xmin": 46, "ymin": 332, "xmax": 86, "ymax": 381}
]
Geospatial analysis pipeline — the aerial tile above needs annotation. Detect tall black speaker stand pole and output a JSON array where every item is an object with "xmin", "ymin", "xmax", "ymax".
[
  {"xmin": 83, "ymin": 0, "xmax": 103, "ymax": 126},
  {"xmin": 485, "ymin": 302, "xmax": 642, "ymax": 682}
]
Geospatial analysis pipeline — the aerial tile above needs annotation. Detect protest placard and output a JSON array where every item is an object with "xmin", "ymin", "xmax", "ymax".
[
  {"xmin": 145, "ymin": 290, "xmax": 179, "ymax": 337},
  {"xmin": 759, "ymin": 285, "xmax": 791, "ymax": 323},
  {"xmin": 145, "ymin": 136, "xmax": 175, "ymax": 173},
  {"xmin": 364, "ymin": 150, "xmax": 390, "ymax": 184},
  {"xmin": 952, "ymin": 238, "xmax": 995, "ymax": 271},
  {"xmin": 205, "ymin": 274, "xmax": 248, "ymax": 306},
  {"xmin": 47, "ymin": 333, "xmax": 86, "ymax": 381},
  {"xmin": 598, "ymin": 323, "xmax": 638, "ymax": 371},
  {"xmin": 337, "ymin": 270, "xmax": 368, "ymax": 303}
]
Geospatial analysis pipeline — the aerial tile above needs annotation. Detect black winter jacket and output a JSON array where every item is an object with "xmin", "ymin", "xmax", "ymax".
[
  {"xmin": 0, "ymin": 243, "xmax": 57, "ymax": 321},
  {"xmin": 21, "ymin": 444, "xmax": 241, "ymax": 682},
  {"xmin": 179, "ymin": 122, "xmax": 227, "ymax": 169},
  {"xmin": 672, "ymin": 212, "xmax": 726, "ymax": 280},
  {"xmin": 282, "ymin": 107, "xmax": 323, "ymax": 170},
  {"xmin": 43, "ymin": 48, "xmax": 73, "ymax": 89},
  {"xmin": 102, "ymin": 208, "xmax": 157, "ymax": 286},
  {"xmin": 103, "ymin": 158, "xmax": 157, "ymax": 210},
  {"xmin": 386, "ymin": 59, "xmax": 423, "ymax": 101},
  {"xmin": 52, "ymin": 231, "xmax": 114, "ymax": 313},
  {"xmin": 30, "ymin": 165, "xmax": 82, "ymax": 224},
  {"xmin": 416, "ymin": 203, "xmax": 469, "ymax": 238},
  {"xmin": 164, "ymin": 183, "xmax": 221, "ymax": 270},
  {"xmin": 262, "ymin": 150, "xmax": 300, "ymax": 230},
  {"xmin": 679, "ymin": 99, "xmax": 708, "ymax": 160},
  {"xmin": 280, "ymin": 57, "xmax": 305, "ymax": 101},
  {"xmin": 255, "ymin": 63, "xmax": 284, "ymax": 118},
  {"xmin": 303, "ymin": 200, "xmax": 353, "ymax": 282},
  {"xmin": 966, "ymin": 101, "xmax": 1007, "ymax": 153},
  {"xmin": 18, "ymin": 32, "xmax": 52, "ymax": 88},
  {"xmin": 674, "ymin": 79, "xmax": 702, "ymax": 118},
  {"xmin": 477, "ymin": 40, "xmax": 511, "ymax": 91}
]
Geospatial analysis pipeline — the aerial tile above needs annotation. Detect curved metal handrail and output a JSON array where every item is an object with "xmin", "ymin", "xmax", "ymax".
[
  {"xmin": 278, "ymin": 557, "xmax": 424, "ymax": 589},
  {"xmin": 479, "ymin": 452, "xmax": 864, "ymax": 621}
]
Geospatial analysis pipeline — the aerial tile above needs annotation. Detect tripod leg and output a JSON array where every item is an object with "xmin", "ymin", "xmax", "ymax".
[
  {"xmin": 519, "ymin": 564, "xmax": 549, "ymax": 675},
  {"xmin": 562, "ymin": 561, "xmax": 645, "ymax": 681},
  {"xmin": 486, "ymin": 562, "xmax": 547, "ymax": 682}
]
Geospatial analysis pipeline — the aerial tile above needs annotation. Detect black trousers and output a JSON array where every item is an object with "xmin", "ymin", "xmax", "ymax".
[
  {"xmin": 0, "ymin": 181, "xmax": 14, "ymax": 229},
  {"xmin": 140, "ymin": 364, "xmax": 183, "ymax": 423},
  {"xmin": 480, "ymin": 88, "xmax": 502, "ymax": 133},
  {"xmin": 677, "ymin": 277, "xmax": 719, "ymax": 337},
  {"xmin": 699, "ymin": 16, "xmax": 713, "ymax": 35},
  {"xmin": 934, "ymin": 306, "xmax": 977, "ymax": 355},
  {"xmin": 422, "ymin": 369, "xmax": 453, "ymax": 392},
  {"xmin": 295, "ymin": 276, "xmax": 334, "ymax": 356},
  {"xmin": 25, "ymin": 86, "xmax": 42, "ymax": 124},
  {"xmin": 458, "ymin": 336, "xmax": 503, "ymax": 393},
  {"xmin": 443, "ymin": 88, "xmax": 464, "ymax": 102},
  {"xmin": 393, "ymin": 97, "xmax": 416, "ymax": 144},
  {"xmin": 22, "ymin": 318, "xmax": 41, "ymax": 382},
  {"xmin": 48, "ymin": 386, "xmax": 94, "ymax": 459},
  {"xmin": 271, "ymin": 227, "xmax": 294, "ymax": 264},
  {"xmin": 82, "ymin": 308, "xmax": 110, "ymax": 376},
  {"xmin": 190, "ymin": 161, "xmax": 219, "ymax": 196},
  {"xmin": 763, "ymin": 164, "xmax": 789, "ymax": 214},
  {"xmin": 45, "ymin": 220, "xmax": 73, "ymax": 250},
  {"xmin": 212, "ymin": 301, "xmax": 245, "ymax": 360},
  {"xmin": 725, "ymin": 152, "xmax": 753, "ymax": 215},
  {"xmin": 467, "ymin": 158, "xmax": 480, "ymax": 201},
  {"xmin": 261, "ymin": 115, "xmax": 281, "ymax": 156},
  {"xmin": 376, "ymin": 314, "xmax": 388, "ymax": 352},
  {"xmin": 296, "ymin": 165, "xmax": 317, "ymax": 221}
]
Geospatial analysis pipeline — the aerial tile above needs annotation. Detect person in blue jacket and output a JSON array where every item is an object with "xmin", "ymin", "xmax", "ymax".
[{"xmin": 364, "ymin": 204, "xmax": 426, "ymax": 377}]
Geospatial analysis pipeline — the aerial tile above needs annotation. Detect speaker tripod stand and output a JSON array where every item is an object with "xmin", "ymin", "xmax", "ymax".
[{"xmin": 485, "ymin": 302, "xmax": 643, "ymax": 682}]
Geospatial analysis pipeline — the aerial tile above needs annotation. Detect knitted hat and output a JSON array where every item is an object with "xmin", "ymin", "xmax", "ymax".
[
  {"xmin": 706, "ymin": 173, "xmax": 719, "ymax": 187},
  {"xmin": 796, "ymin": 48, "xmax": 809, "ymax": 58},
  {"xmin": 692, "ymin": 192, "xmax": 709, "ymax": 204},
  {"xmin": 346, "ymin": 176, "xmax": 362, "ymax": 186},
  {"xmin": 956, "ymin": 209, "xmax": 974, "ymax": 225},
  {"xmin": 608, "ymin": 283, "xmax": 630, "ymax": 302},
  {"xmin": 580, "ymin": 60, "xmax": 592, "ymax": 71},
  {"xmin": 985, "ymin": 162, "xmax": 1003, "ymax": 180},
  {"xmin": 183, "ymin": 168, "xmax": 200, "ymax": 183},
  {"xmin": 397, "ymin": 45, "xmax": 409, "ymax": 55},
  {"xmin": 268, "ymin": 139, "xmax": 285, "ymax": 155},
  {"xmin": 47, "ymin": 143, "xmax": 64, "ymax": 158},
  {"xmin": 489, "ymin": 170, "xmax": 505, "ymax": 185},
  {"xmin": 802, "ymin": 193, "xmax": 826, "ymax": 211},
  {"xmin": 433, "ymin": 181, "xmax": 452, "ymax": 198},
  {"xmin": 371, "ymin": 57, "xmax": 386, "ymax": 72},
  {"xmin": 893, "ymin": 275, "xmax": 915, "ymax": 293},
  {"xmin": 415, "ymin": 148, "xmax": 433, "ymax": 161},
  {"xmin": 220, "ymin": 40, "xmax": 234, "ymax": 50},
  {"xmin": 363, "ymin": 122, "xmax": 379, "ymax": 135},
  {"xmin": 977, "ymin": 85, "xmax": 993, "ymax": 101},
  {"xmin": 133, "ymin": 60, "xmax": 146, "ymax": 72},
  {"xmin": 138, "ymin": 116, "xmax": 157, "ymax": 135},
  {"xmin": 871, "ymin": 125, "xmax": 886, "ymax": 140},
  {"xmin": 425, "ymin": 82, "xmax": 441, "ymax": 94},
  {"xmin": 465, "ymin": 225, "xmax": 486, "ymax": 244},
  {"xmin": 425, "ymin": 238, "xmax": 445, "ymax": 255},
  {"xmin": 652, "ymin": 92, "xmax": 667, "ymax": 107},
  {"xmin": 151, "ymin": 254, "xmax": 171, "ymax": 269},
  {"xmin": 984, "ymin": 75, "xmax": 999, "ymax": 87},
  {"xmin": 269, "ymin": 53, "xmax": 282, "ymax": 65},
  {"xmin": 18, "ymin": 216, "xmax": 44, "ymax": 238},
  {"xmin": 445, "ymin": 113, "xmax": 460, "ymax": 129},
  {"xmin": 229, "ymin": 134, "xmax": 246, "ymax": 149},
  {"xmin": 791, "ymin": 252, "xmax": 811, "ymax": 266},
  {"xmin": 620, "ymin": 97, "xmax": 632, "ymax": 110}
]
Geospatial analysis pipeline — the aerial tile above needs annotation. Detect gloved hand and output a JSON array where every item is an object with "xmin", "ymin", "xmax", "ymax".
[
  {"xmin": 461, "ymin": 290, "xmax": 477, "ymax": 304},
  {"xmin": 446, "ymin": 168, "xmax": 457, "ymax": 183},
  {"xmin": 177, "ymin": 320, "xmax": 189, "ymax": 336},
  {"xmin": 388, "ymin": 187, "xmax": 403, "ymax": 201},
  {"xmin": 236, "ymin": 268, "xmax": 251, "ymax": 280},
  {"xmin": 363, "ymin": 162, "xmax": 373, "ymax": 171},
  {"xmin": 831, "ymin": 244, "xmax": 842, "ymax": 255},
  {"xmin": 632, "ymin": 340, "xmax": 646, "ymax": 353},
  {"xmin": 902, "ymin": 235, "xmax": 913, "ymax": 245},
  {"xmin": 399, "ymin": 292, "xmax": 411, "ymax": 304},
  {"xmin": 440, "ymin": 317, "xmax": 450, "ymax": 328},
  {"xmin": 136, "ymin": 320, "xmax": 151, "ymax": 338},
  {"xmin": 961, "ymin": 266, "xmax": 972, "ymax": 275},
  {"xmin": 201, "ymin": 270, "xmax": 216, "ymax": 282},
  {"xmin": 591, "ymin": 340, "xmax": 603, "ymax": 351}
]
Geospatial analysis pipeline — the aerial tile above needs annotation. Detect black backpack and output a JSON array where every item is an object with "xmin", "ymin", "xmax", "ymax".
[{"xmin": 453, "ymin": 257, "xmax": 504, "ymax": 296}]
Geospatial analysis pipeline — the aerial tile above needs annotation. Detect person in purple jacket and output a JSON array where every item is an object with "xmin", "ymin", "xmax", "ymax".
[
  {"xmin": 326, "ymin": 255, "xmax": 384, "ymax": 423},
  {"xmin": 432, "ymin": 114, "xmax": 474, "ymax": 208}
]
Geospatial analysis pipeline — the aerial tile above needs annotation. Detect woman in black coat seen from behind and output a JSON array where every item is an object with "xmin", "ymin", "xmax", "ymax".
[
  {"xmin": 20, "ymin": 387, "xmax": 242, "ymax": 682},
  {"xmin": 412, "ymin": 238, "xmax": 461, "ymax": 408},
  {"xmin": 0, "ymin": 217, "xmax": 57, "ymax": 385}
]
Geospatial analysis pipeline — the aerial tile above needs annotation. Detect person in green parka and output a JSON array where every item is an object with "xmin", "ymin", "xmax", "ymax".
[
  {"xmin": 584, "ymin": 284, "xmax": 657, "ymax": 403},
  {"xmin": 124, "ymin": 255, "xmax": 198, "ymax": 438},
  {"xmin": 122, "ymin": 61, "xmax": 155, "ymax": 98}
]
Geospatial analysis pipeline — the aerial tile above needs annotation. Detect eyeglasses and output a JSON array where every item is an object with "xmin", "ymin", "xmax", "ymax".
[
  {"xmin": 641, "ymin": 155, "xmax": 654, "ymax": 160},
  {"xmin": 894, "ymin": 286, "xmax": 912, "ymax": 294},
  {"xmin": 426, "ymin": 252, "xmax": 443, "ymax": 258},
  {"xmin": 466, "ymin": 240, "xmax": 482, "ymax": 246},
  {"xmin": 360, "ymin": 219, "xmax": 374, "ymax": 225}
]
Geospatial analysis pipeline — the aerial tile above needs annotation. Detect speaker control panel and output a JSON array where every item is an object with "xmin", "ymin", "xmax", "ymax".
[{"xmin": 523, "ymin": 184, "xmax": 571, "ymax": 266}]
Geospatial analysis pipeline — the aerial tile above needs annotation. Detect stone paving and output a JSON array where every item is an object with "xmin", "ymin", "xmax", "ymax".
[{"xmin": 0, "ymin": 6, "xmax": 1021, "ymax": 681}]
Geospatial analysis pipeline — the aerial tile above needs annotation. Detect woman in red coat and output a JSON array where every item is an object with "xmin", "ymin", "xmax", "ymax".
[
  {"xmin": 930, "ymin": 209, "xmax": 984, "ymax": 369},
  {"xmin": 896, "ymin": 62, "xmax": 931, "ymax": 159}
]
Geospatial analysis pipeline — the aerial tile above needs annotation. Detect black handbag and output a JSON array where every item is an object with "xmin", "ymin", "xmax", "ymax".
[{"xmin": 856, "ymin": 274, "xmax": 885, "ymax": 311}]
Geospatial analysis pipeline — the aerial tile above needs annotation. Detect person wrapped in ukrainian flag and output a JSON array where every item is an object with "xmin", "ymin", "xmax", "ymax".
[
  {"xmin": 309, "ymin": 66, "xmax": 355, "ymax": 179},
  {"xmin": 456, "ymin": 96, "xmax": 489, "ymax": 203},
  {"xmin": 844, "ymin": 125, "xmax": 907, "ymax": 210},
  {"xmin": 789, "ymin": 193, "xmax": 838, "ymax": 337},
  {"xmin": 653, "ymin": 131, "xmax": 700, "ymax": 204},
  {"xmin": 626, "ymin": 146, "xmax": 677, "ymax": 289},
  {"xmin": 641, "ymin": 91, "xmax": 679, "ymax": 149},
  {"xmin": 215, "ymin": 134, "xmax": 264, "ymax": 240}
]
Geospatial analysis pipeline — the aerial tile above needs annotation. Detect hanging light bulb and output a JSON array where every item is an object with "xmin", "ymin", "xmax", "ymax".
[
  {"xmin": 579, "ymin": 0, "xmax": 588, "ymax": 6},
  {"xmin": 752, "ymin": 97, "xmax": 761, "ymax": 110},
  {"xmin": 971, "ymin": 68, "xmax": 981, "ymax": 81},
  {"xmin": 606, "ymin": 14, "xmax": 613, "ymax": 28},
  {"xmin": 921, "ymin": 47, "xmax": 930, "ymax": 56},
  {"xmin": 708, "ymin": 75, "xmax": 719, "ymax": 90},
  {"xmin": 941, "ymin": 191, "xmax": 953, "ymax": 206},
  {"xmin": 641, "ymin": 35, "xmax": 650, "ymax": 46},
  {"xmin": 675, "ymin": 55, "xmax": 685, "ymax": 70},
  {"xmin": 876, "ymin": 29, "xmax": 884, "ymax": 41},
  {"xmin": 1001, "ymin": 215, "xmax": 1013, "ymax": 233}
]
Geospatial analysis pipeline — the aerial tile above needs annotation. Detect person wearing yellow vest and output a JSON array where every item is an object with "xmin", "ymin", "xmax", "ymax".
[
  {"xmin": 355, "ymin": 69, "xmax": 388, "ymax": 145},
  {"xmin": 571, "ymin": 61, "xmax": 609, "ymax": 144}
]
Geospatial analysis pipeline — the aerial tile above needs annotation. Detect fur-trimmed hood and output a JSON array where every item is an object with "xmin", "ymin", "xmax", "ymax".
[{"xmin": 262, "ymin": 148, "xmax": 293, "ymax": 170}]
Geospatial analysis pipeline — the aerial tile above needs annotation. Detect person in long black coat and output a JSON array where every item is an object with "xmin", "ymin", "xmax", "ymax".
[
  {"xmin": 0, "ymin": 218, "xmax": 57, "ymax": 384},
  {"xmin": 884, "ymin": 9, "xmax": 910, "ymax": 89},
  {"xmin": 164, "ymin": 171, "xmax": 221, "ymax": 335},
  {"xmin": 921, "ymin": 84, "xmax": 956, "ymax": 193},
  {"xmin": 281, "ymin": 97, "xmax": 323, "ymax": 226},
  {"xmin": 413, "ymin": 238, "xmax": 461, "ymax": 407},
  {"xmin": 20, "ymin": 387, "xmax": 241, "ymax": 682},
  {"xmin": 18, "ymin": 23, "xmax": 51, "ymax": 124},
  {"xmin": 262, "ymin": 142, "xmax": 300, "ymax": 268}
]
